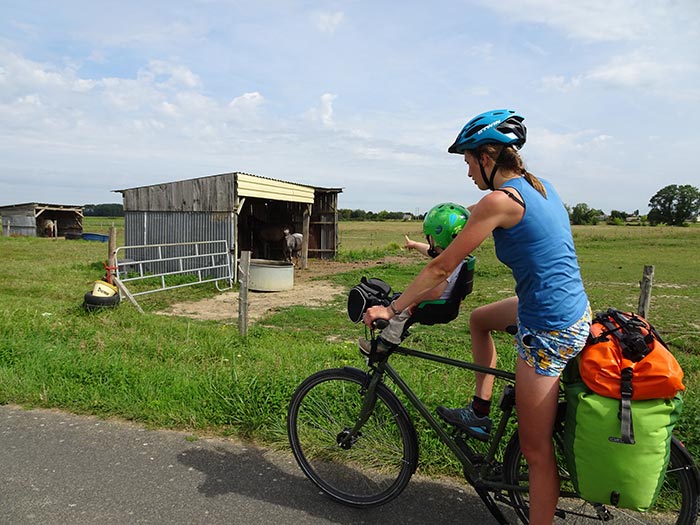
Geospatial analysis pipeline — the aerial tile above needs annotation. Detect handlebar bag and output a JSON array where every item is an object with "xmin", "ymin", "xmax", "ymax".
[{"xmin": 347, "ymin": 277, "xmax": 393, "ymax": 323}]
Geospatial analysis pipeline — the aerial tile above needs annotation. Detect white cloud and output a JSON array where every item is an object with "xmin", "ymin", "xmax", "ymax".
[
  {"xmin": 477, "ymin": 0, "xmax": 652, "ymax": 42},
  {"xmin": 586, "ymin": 53, "xmax": 693, "ymax": 89},
  {"xmin": 173, "ymin": 91, "xmax": 216, "ymax": 113},
  {"xmin": 160, "ymin": 101, "xmax": 179, "ymax": 117},
  {"xmin": 464, "ymin": 43, "xmax": 494, "ymax": 58},
  {"xmin": 16, "ymin": 94, "xmax": 43, "ymax": 107},
  {"xmin": 353, "ymin": 145, "xmax": 429, "ymax": 164},
  {"xmin": 592, "ymin": 134, "xmax": 613, "ymax": 144},
  {"xmin": 305, "ymin": 93, "xmax": 337, "ymax": 128},
  {"xmin": 139, "ymin": 60, "xmax": 201, "ymax": 89},
  {"xmin": 226, "ymin": 91, "xmax": 265, "ymax": 123},
  {"xmin": 229, "ymin": 91, "xmax": 264, "ymax": 111},
  {"xmin": 538, "ymin": 75, "xmax": 581, "ymax": 93},
  {"xmin": 313, "ymin": 11, "xmax": 344, "ymax": 34},
  {"xmin": 100, "ymin": 77, "xmax": 158, "ymax": 112}
]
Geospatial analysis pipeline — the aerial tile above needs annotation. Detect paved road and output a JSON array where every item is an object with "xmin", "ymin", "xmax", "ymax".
[{"xmin": 0, "ymin": 404, "xmax": 504, "ymax": 524}]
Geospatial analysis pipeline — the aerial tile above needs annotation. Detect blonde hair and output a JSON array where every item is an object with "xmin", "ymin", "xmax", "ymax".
[{"xmin": 477, "ymin": 144, "xmax": 547, "ymax": 198}]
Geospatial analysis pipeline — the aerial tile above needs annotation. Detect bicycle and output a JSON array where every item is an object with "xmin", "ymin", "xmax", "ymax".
[{"xmin": 287, "ymin": 324, "xmax": 700, "ymax": 524}]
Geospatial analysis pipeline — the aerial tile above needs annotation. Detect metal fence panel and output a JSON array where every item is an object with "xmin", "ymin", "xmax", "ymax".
[{"xmin": 115, "ymin": 240, "xmax": 233, "ymax": 296}]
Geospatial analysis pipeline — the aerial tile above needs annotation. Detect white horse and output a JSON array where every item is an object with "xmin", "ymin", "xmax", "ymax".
[
  {"xmin": 40, "ymin": 219, "xmax": 55, "ymax": 238},
  {"xmin": 283, "ymin": 228, "xmax": 303, "ymax": 266}
]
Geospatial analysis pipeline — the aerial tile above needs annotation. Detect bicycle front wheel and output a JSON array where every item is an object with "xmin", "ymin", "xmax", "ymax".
[
  {"xmin": 287, "ymin": 367, "xmax": 418, "ymax": 507},
  {"xmin": 503, "ymin": 431, "xmax": 699, "ymax": 524}
]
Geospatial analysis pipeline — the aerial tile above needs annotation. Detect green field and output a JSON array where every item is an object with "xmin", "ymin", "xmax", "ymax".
[{"xmin": 1, "ymin": 221, "xmax": 699, "ymax": 476}]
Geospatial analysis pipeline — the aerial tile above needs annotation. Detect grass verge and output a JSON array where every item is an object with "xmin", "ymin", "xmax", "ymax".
[{"xmin": 0, "ymin": 224, "xmax": 698, "ymax": 478}]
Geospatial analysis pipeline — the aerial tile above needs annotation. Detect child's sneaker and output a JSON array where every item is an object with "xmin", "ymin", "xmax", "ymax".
[
  {"xmin": 436, "ymin": 402, "xmax": 492, "ymax": 442},
  {"xmin": 358, "ymin": 337, "xmax": 395, "ymax": 357}
]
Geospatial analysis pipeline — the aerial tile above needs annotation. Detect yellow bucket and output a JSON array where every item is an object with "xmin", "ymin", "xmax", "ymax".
[{"xmin": 92, "ymin": 280, "xmax": 118, "ymax": 297}]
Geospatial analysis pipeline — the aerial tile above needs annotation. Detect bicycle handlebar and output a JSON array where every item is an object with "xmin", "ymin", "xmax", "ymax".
[{"xmin": 373, "ymin": 319, "xmax": 389, "ymax": 330}]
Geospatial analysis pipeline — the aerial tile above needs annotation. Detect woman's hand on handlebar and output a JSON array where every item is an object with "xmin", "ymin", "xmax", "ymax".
[{"xmin": 363, "ymin": 305, "xmax": 391, "ymax": 329}]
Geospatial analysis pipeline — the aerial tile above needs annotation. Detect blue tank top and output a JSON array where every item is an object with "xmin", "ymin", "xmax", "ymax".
[{"xmin": 493, "ymin": 177, "xmax": 588, "ymax": 330}]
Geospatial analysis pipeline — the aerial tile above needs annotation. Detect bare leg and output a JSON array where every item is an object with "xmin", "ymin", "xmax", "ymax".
[
  {"xmin": 516, "ymin": 357, "xmax": 560, "ymax": 525},
  {"xmin": 469, "ymin": 296, "xmax": 518, "ymax": 401}
]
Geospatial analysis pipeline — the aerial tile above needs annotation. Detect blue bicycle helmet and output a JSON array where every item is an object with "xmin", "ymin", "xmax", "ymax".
[{"xmin": 448, "ymin": 109, "xmax": 526, "ymax": 154}]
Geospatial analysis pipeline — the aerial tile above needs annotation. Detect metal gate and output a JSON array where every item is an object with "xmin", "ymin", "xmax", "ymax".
[{"xmin": 115, "ymin": 240, "xmax": 233, "ymax": 296}]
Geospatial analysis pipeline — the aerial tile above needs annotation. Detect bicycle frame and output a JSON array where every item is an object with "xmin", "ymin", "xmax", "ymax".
[
  {"xmin": 290, "ymin": 308, "xmax": 699, "ymax": 525},
  {"xmin": 345, "ymin": 343, "xmax": 520, "ymax": 523}
]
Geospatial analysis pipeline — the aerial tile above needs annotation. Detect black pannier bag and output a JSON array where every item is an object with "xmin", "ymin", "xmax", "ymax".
[{"xmin": 347, "ymin": 277, "xmax": 394, "ymax": 323}]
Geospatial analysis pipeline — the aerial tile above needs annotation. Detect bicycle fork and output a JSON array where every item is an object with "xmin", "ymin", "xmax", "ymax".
[{"xmin": 335, "ymin": 368, "xmax": 383, "ymax": 449}]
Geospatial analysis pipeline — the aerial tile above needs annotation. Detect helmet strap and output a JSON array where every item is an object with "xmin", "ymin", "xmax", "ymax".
[
  {"xmin": 478, "ymin": 158, "xmax": 497, "ymax": 191},
  {"xmin": 479, "ymin": 146, "xmax": 507, "ymax": 191},
  {"xmin": 426, "ymin": 235, "xmax": 439, "ymax": 258}
]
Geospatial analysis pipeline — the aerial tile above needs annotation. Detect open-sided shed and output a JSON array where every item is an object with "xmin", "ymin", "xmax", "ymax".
[
  {"xmin": 0, "ymin": 203, "xmax": 83, "ymax": 238},
  {"xmin": 114, "ymin": 172, "xmax": 342, "ymax": 271}
]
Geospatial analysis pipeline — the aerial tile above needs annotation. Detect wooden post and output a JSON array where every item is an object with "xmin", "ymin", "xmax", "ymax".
[
  {"xmin": 637, "ymin": 265, "xmax": 654, "ymax": 318},
  {"xmin": 301, "ymin": 203, "xmax": 311, "ymax": 270},
  {"xmin": 107, "ymin": 223, "xmax": 117, "ymax": 284},
  {"xmin": 238, "ymin": 251, "xmax": 250, "ymax": 336}
]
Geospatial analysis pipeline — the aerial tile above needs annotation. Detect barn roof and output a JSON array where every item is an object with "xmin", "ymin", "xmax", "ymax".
[
  {"xmin": 0, "ymin": 202, "xmax": 83, "ymax": 212},
  {"xmin": 114, "ymin": 172, "xmax": 341, "ymax": 196},
  {"xmin": 113, "ymin": 172, "xmax": 341, "ymax": 210}
]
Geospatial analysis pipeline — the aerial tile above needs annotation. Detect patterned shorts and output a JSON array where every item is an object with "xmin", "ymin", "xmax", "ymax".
[{"xmin": 516, "ymin": 305, "xmax": 592, "ymax": 377}]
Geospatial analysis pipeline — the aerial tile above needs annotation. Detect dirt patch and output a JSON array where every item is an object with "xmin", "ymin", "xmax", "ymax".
[{"xmin": 159, "ymin": 256, "xmax": 417, "ymax": 323}]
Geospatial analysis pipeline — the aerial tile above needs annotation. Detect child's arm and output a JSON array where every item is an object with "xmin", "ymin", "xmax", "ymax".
[{"xmin": 404, "ymin": 235, "xmax": 431, "ymax": 257}]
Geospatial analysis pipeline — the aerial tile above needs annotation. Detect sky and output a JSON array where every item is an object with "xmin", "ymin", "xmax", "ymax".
[{"xmin": 1, "ymin": 1, "xmax": 699, "ymax": 215}]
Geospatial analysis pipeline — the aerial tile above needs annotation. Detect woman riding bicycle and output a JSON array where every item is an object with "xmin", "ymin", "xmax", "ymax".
[{"xmin": 363, "ymin": 108, "xmax": 591, "ymax": 524}]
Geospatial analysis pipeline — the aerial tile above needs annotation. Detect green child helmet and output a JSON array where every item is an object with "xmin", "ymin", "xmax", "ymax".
[{"xmin": 423, "ymin": 202, "xmax": 470, "ymax": 250}]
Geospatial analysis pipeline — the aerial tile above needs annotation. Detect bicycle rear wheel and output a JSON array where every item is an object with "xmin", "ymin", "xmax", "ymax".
[
  {"xmin": 287, "ymin": 367, "xmax": 418, "ymax": 507},
  {"xmin": 503, "ymin": 431, "xmax": 699, "ymax": 524}
]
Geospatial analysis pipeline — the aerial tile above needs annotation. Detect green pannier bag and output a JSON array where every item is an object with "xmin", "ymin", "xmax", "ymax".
[{"xmin": 563, "ymin": 378, "xmax": 683, "ymax": 510}]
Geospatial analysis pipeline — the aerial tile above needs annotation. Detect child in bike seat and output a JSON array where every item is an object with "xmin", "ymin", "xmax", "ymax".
[{"xmin": 358, "ymin": 202, "xmax": 474, "ymax": 356}]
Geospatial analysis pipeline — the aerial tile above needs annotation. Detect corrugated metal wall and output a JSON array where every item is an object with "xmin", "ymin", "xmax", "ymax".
[{"xmin": 1, "ymin": 213, "xmax": 35, "ymax": 237}]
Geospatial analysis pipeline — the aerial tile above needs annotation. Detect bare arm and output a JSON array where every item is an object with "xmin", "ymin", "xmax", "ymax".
[{"xmin": 404, "ymin": 235, "xmax": 431, "ymax": 257}]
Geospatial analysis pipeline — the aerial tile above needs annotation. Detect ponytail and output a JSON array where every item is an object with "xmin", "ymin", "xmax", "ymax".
[
  {"xmin": 523, "ymin": 170, "xmax": 547, "ymax": 198},
  {"xmin": 478, "ymin": 144, "xmax": 547, "ymax": 198}
]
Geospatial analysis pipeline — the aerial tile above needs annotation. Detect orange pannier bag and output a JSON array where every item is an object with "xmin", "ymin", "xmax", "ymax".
[{"xmin": 579, "ymin": 308, "xmax": 685, "ymax": 400}]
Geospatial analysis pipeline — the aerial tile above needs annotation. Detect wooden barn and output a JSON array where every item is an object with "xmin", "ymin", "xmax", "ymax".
[
  {"xmin": 0, "ymin": 203, "xmax": 83, "ymax": 238},
  {"xmin": 114, "ymin": 172, "xmax": 342, "ymax": 272}
]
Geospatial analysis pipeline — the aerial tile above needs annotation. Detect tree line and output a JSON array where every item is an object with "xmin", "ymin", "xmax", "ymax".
[
  {"xmin": 84, "ymin": 203, "xmax": 124, "ymax": 216},
  {"xmin": 342, "ymin": 184, "xmax": 700, "ymax": 226},
  {"xmin": 568, "ymin": 185, "xmax": 700, "ymax": 226}
]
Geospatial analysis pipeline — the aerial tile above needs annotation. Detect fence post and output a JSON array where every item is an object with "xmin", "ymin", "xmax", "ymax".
[
  {"xmin": 107, "ymin": 224, "xmax": 117, "ymax": 283},
  {"xmin": 637, "ymin": 265, "xmax": 654, "ymax": 318},
  {"xmin": 238, "ymin": 251, "xmax": 251, "ymax": 336},
  {"xmin": 301, "ymin": 203, "xmax": 311, "ymax": 270}
]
